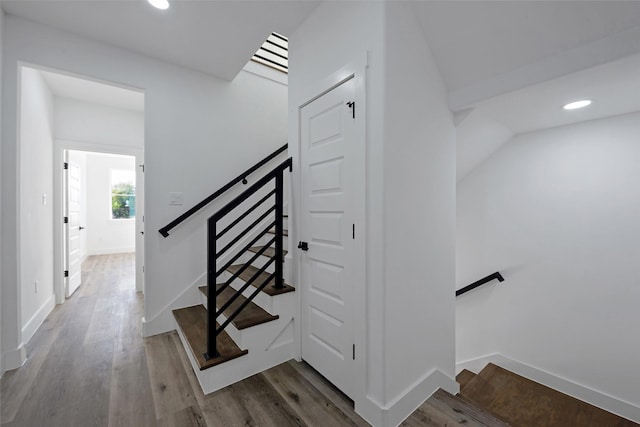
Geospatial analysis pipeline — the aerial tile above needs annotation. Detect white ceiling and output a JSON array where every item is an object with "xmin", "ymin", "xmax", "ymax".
[
  {"xmin": 413, "ymin": 1, "xmax": 640, "ymax": 109},
  {"xmin": 39, "ymin": 68, "xmax": 145, "ymax": 111},
  {"xmin": 456, "ymin": 53, "xmax": 640, "ymax": 181},
  {"xmin": 5, "ymin": 1, "xmax": 640, "ymax": 181},
  {"xmin": 2, "ymin": 0, "xmax": 320, "ymax": 81}
]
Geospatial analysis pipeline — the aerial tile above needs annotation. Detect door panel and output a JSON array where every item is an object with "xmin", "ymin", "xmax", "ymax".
[{"xmin": 300, "ymin": 78, "xmax": 359, "ymax": 398}]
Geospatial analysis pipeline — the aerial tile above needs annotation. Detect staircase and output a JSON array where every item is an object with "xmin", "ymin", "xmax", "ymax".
[
  {"xmin": 410, "ymin": 363, "xmax": 639, "ymax": 426},
  {"xmin": 159, "ymin": 145, "xmax": 297, "ymax": 394}
]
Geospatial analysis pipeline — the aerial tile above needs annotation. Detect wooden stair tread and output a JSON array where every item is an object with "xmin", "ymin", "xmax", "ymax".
[
  {"xmin": 456, "ymin": 369, "xmax": 477, "ymax": 392},
  {"xmin": 268, "ymin": 228, "xmax": 288, "ymax": 237},
  {"xmin": 198, "ymin": 285, "xmax": 278, "ymax": 329},
  {"xmin": 461, "ymin": 363, "xmax": 639, "ymax": 427},
  {"xmin": 227, "ymin": 264, "xmax": 295, "ymax": 295},
  {"xmin": 172, "ymin": 305, "xmax": 247, "ymax": 370},
  {"xmin": 248, "ymin": 246, "xmax": 288, "ymax": 258},
  {"xmin": 402, "ymin": 388, "xmax": 509, "ymax": 426}
]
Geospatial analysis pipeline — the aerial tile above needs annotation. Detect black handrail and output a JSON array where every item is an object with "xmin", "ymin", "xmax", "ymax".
[
  {"xmin": 456, "ymin": 272, "xmax": 504, "ymax": 297},
  {"xmin": 158, "ymin": 143, "xmax": 288, "ymax": 237},
  {"xmin": 205, "ymin": 157, "xmax": 292, "ymax": 360}
]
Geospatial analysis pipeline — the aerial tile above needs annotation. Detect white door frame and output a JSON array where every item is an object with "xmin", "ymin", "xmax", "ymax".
[
  {"xmin": 53, "ymin": 140, "xmax": 145, "ymax": 304},
  {"xmin": 290, "ymin": 52, "xmax": 368, "ymax": 404}
]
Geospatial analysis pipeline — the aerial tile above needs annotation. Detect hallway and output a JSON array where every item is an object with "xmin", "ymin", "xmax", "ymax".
[
  {"xmin": 1, "ymin": 254, "xmax": 155, "ymax": 426},
  {"xmin": 0, "ymin": 254, "xmax": 370, "ymax": 426}
]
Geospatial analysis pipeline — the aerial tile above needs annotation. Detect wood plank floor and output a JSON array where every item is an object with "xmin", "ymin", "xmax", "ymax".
[{"xmin": 1, "ymin": 253, "xmax": 491, "ymax": 426}]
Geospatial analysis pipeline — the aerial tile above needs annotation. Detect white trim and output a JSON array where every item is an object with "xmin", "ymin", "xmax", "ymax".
[
  {"xmin": 356, "ymin": 369, "xmax": 458, "ymax": 427},
  {"xmin": 241, "ymin": 61, "xmax": 287, "ymax": 86},
  {"xmin": 290, "ymin": 51, "xmax": 369, "ymax": 417},
  {"xmin": 21, "ymin": 294, "xmax": 55, "ymax": 345},
  {"xmin": 1, "ymin": 345, "xmax": 27, "ymax": 374},
  {"xmin": 87, "ymin": 248, "xmax": 135, "ymax": 256},
  {"xmin": 17, "ymin": 60, "xmax": 145, "ymax": 98},
  {"xmin": 141, "ymin": 278, "xmax": 203, "ymax": 337},
  {"xmin": 456, "ymin": 353, "xmax": 640, "ymax": 423},
  {"xmin": 53, "ymin": 139, "xmax": 144, "ymax": 305}
]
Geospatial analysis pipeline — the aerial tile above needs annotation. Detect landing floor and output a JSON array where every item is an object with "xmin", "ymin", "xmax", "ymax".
[{"xmin": 0, "ymin": 253, "xmax": 472, "ymax": 426}]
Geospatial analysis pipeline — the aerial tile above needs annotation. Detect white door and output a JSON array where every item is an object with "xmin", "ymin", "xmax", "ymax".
[
  {"xmin": 65, "ymin": 161, "xmax": 82, "ymax": 297},
  {"xmin": 300, "ymin": 77, "xmax": 363, "ymax": 399},
  {"xmin": 135, "ymin": 160, "xmax": 145, "ymax": 293}
]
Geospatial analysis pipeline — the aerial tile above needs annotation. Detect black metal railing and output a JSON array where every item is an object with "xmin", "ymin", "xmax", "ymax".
[
  {"xmin": 456, "ymin": 272, "xmax": 504, "ymax": 297},
  {"xmin": 158, "ymin": 143, "xmax": 288, "ymax": 237},
  {"xmin": 205, "ymin": 157, "xmax": 292, "ymax": 360}
]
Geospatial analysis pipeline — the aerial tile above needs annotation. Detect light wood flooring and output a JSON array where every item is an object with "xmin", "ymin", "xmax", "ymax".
[{"xmin": 1, "ymin": 253, "xmax": 495, "ymax": 426}]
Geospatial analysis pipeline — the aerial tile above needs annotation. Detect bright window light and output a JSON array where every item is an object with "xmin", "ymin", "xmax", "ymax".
[
  {"xmin": 148, "ymin": 0, "xmax": 169, "ymax": 10},
  {"xmin": 563, "ymin": 100, "xmax": 591, "ymax": 110}
]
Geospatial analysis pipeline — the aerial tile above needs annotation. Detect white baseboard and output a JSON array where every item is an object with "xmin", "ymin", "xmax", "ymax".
[
  {"xmin": 1, "ymin": 345, "xmax": 27, "ymax": 374},
  {"xmin": 22, "ymin": 295, "xmax": 55, "ymax": 345},
  {"xmin": 356, "ymin": 369, "xmax": 458, "ymax": 427},
  {"xmin": 456, "ymin": 353, "xmax": 640, "ymax": 423},
  {"xmin": 87, "ymin": 248, "xmax": 135, "ymax": 256},
  {"xmin": 141, "ymin": 275, "xmax": 204, "ymax": 337}
]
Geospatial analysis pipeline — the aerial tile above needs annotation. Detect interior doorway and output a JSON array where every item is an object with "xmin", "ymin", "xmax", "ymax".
[
  {"xmin": 61, "ymin": 150, "xmax": 142, "ymax": 299},
  {"xmin": 16, "ymin": 64, "xmax": 145, "ymax": 333}
]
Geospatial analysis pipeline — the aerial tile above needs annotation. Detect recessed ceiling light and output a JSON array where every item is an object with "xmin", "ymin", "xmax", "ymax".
[
  {"xmin": 563, "ymin": 100, "xmax": 591, "ymax": 110},
  {"xmin": 148, "ymin": 0, "xmax": 169, "ymax": 10}
]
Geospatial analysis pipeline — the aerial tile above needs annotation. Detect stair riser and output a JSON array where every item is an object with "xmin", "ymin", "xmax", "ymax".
[
  {"xmin": 255, "ymin": 233, "xmax": 289, "ymax": 251},
  {"xmin": 237, "ymin": 254, "xmax": 289, "ymax": 277},
  {"xmin": 216, "ymin": 271, "xmax": 294, "ymax": 314},
  {"xmin": 198, "ymin": 294, "xmax": 292, "ymax": 351},
  {"xmin": 189, "ymin": 335, "xmax": 294, "ymax": 395},
  {"xmin": 199, "ymin": 294, "xmax": 243, "ymax": 345},
  {"xmin": 175, "ymin": 302, "xmax": 297, "ymax": 395},
  {"xmin": 217, "ymin": 253, "xmax": 289, "ymax": 282}
]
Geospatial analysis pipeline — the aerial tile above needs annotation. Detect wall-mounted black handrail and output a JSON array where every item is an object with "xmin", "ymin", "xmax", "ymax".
[
  {"xmin": 456, "ymin": 272, "xmax": 504, "ymax": 297},
  {"xmin": 158, "ymin": 143, "xmax": 288, "ymax": 237},
  {"xmin": 205, "ymin": 157, "xmax": 292, "ymax": 360}
]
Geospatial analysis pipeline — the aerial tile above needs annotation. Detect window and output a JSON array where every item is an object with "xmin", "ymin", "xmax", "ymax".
[
  {"xmin": 251, "ymin": 32, "xmax": 288, "ymax": 73},
  {"xmin": 111, "ymin": 169, "xmax": 136, "ymax": 219}
]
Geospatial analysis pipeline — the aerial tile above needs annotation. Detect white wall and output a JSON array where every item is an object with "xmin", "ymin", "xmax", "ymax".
[
  {"xmin": 2, "ymin": 16, "xmax": 288, "ymax": 364},
  {"xmin": 457, "ymin": 112, "xmax": 640, "ymax": 411},
  {"xmin": 19, "ymin": 67, "xmax": 55, "ymax": 345},
  {"xmin": 382, "ymin": 0, "xmax": 456, "ymax": 410},
  {"xmin": 85, "ymin": 153, "xmax": 136, "ymax": 255},
  {"xmin": 54, "ymin": 97, "xmax": 143, "ymax": 149},
  {"xmin": 290, "ymin": 3, "xmax": 456, "ymax": 426}
]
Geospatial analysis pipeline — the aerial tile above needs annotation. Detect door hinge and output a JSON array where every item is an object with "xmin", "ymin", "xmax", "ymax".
[
  {"xmin": 63, "ymin": 162, "xmax": 68, "ymax": 170},
  {"xmin": 353, "ymin": 344, "xmax": 355, "ymax": 360},
  {"xmin": 64, "ymin": 216, "xmax": 68, "ymax": 224},
  {"xmin": 346, "ymin": 101, "xmax": 355, "ymax": 119},
  {"xmin": 64, "ymin": 270, "xmax": 69, "ymax": 278},
  {"xmin": 139, "ymin": 164, "xmax": 145, "ymax": 173},
  {"xmin": 352, "ymin": 224, "xmax": 355, "ymax": 239},
  {"xmin": 297, "ymin": 241, "xmax": 309, "ymax": 251}
]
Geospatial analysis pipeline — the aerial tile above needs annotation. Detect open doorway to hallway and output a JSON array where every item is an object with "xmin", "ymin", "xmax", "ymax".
[
  {"xmin": 63, "ymin": 150, "xmax": 139, "ymax": 298},
  {"xmin": 17, "ymin": 64, "xmax": 145, "ymax": 347}
]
